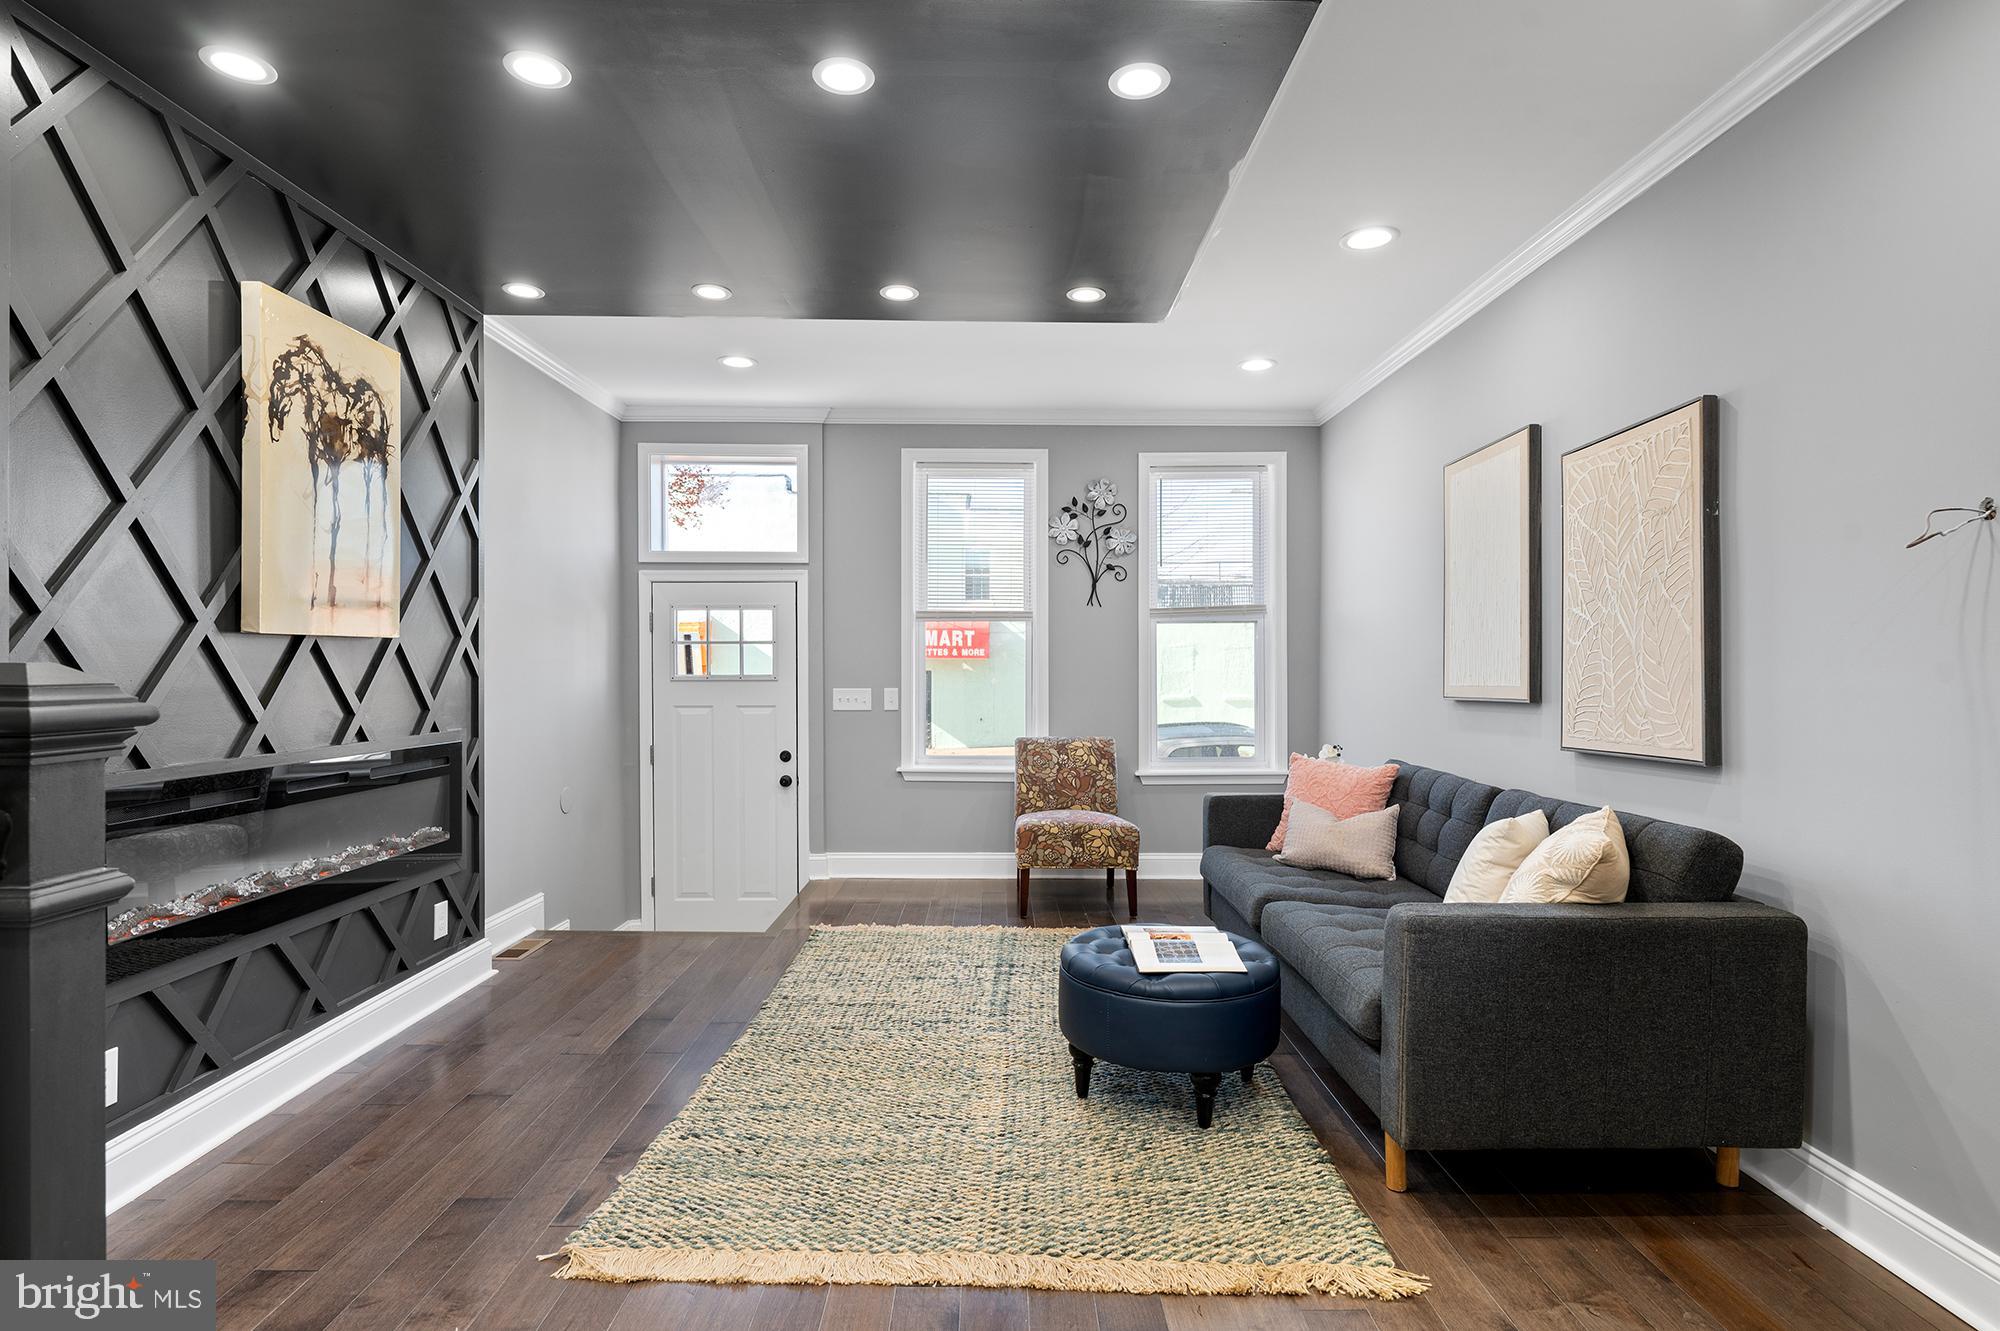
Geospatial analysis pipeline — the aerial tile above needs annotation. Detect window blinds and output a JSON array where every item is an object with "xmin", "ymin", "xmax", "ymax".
[
  {"xmin": 916, "ymin": 465, "xmax": 1031, "ymax": 613},
  {"xmin": 1151, "ymin": 468, "xmax": 1265, "ymax": 608}
]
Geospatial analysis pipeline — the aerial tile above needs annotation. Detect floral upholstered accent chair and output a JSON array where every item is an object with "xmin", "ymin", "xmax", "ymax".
[{"xmin": 1014, "ymin": 736, "xmax": 1139, "ymax": 919}]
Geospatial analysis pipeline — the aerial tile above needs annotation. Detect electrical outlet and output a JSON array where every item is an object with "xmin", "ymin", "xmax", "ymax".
[
  {"xmin": 105, "ymin": 1047, "xmax": 118, "ymax": 1108},
  {"xmin": 831, "ymin": 688, "xmax": 872, "ymax": 711},
  {"xmin": 883, "ymin": 687, "xmax": 899, "ymax": 711},
  {"xmin": 433, "ymin": 901, "xmax": 449, "ymax": 940}
]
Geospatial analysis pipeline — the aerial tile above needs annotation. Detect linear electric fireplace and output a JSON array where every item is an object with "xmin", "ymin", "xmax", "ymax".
[
  {"xmin": 101, "ymin": 736, "xmax": 475, "ymax": 1134},
  {"xmin": 105, "ymin": 738, "xmax": 463, "ymax": 955}
]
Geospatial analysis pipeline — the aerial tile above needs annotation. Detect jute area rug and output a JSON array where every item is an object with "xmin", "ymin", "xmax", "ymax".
[{"xmin": 553, "ymin": 925, "xmax": 1426, "ymax": 1299}]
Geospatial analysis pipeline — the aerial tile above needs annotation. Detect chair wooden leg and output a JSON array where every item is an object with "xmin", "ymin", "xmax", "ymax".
[
  {"xmin": 1125, "ymin": 867, "xmax": 1138, "ymax": 920},
  {"xmin": 1384, "ymin": 1134, "xmax": 1408, "ymax": 1192},
  {"xmin": 1715, "ymin": 1146, "xmax": 1741, "ymax": 1188},
  {"xmin": 1105, "ymin": 867, "xmax": 1115, "ymax": 902},
  {"xmin": 1017, "ymin": 866, "xmax": 1030, "ymax": 918}
]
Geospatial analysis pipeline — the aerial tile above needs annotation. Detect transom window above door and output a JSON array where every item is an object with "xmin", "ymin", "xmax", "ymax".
[
  {"xmin": 671, "ymin": 605, "xmax": 778, "ymax": 679},
  {"xmin": 638, "ymin": 442, "xmax": 810, "ymax": 562}
]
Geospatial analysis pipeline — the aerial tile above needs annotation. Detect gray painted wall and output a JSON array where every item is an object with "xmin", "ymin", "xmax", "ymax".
[
  {"xmin": 1318, "ymin": 0, "xmax": 1998, "ymax": 1248},
  {"xmin": 617, "ymin": 420, "xmax": 1320, "ymax": 859},
  {"xmin": 485, "ymin": 348, "xmax": 630, "ymax": 928}
]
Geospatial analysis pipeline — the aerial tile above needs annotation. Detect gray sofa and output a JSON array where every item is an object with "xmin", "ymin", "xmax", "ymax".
[{"xmin": 1202, "ymin": 762, "xmax": 1806, "ymax": 1191}]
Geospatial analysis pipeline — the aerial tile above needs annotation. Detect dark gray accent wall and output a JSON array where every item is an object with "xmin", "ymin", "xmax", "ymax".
[
  {"xmin": 5, "ymin": 10, "xmax": 485, "ymax": 1127},
  {"xmin": 1318, "ymin": 0, "xmax": 1997, "ymax": 1250},
  {"xmin": 484, "ymin": 347, "xmax": 627, "ymax": 929}
]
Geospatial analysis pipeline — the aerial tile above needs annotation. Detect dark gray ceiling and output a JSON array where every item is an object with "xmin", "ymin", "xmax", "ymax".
[{"xmin": 23, "ymin": 0, "xmax": 1317, "ymax": 320}]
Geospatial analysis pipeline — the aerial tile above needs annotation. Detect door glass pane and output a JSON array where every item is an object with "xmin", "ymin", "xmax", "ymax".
[
  {"xmin": 743, "ymin": 607, "xmax": 774, "ymax": 641},
  {"xmin": 708, "ymin": 608, "xmax": 740, "ymax": 642},
  {"xmin": 673, "ymin": 608, "xmax": 709, "ymax": 676},
  {"xmin": 922, "ymin": 619, "xmax": 1027, "ymax": 758},
  {"xmin": 709, "ymin": 643, "xmax": 741, "ymax": 676},
  {"xmin": 743, "ymin": 642, "xmax": 774, "ymax": 676},
  {"xmin": 654, "ymin": 459, "xmax": 801, "ymax": 554},
  {"xmin": 1154, "ymin": 621, "xmax": 1257, "ymax": 762}
]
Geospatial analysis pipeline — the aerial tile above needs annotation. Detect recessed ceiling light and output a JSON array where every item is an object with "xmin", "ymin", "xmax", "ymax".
[
  {"xmin": 813, "ymin": 57, "xmax": 875, "ymax": 95},
  {"xmin": 879, "ymin": 283, "xmax": 919, "ymax": 302},
  {"xmin": 1109, "ymin": 62, "xmax": 1170, "ymax": 99},
  {"xmin": 503, "ymin": 50, "xmax": 572, "ymax": 89},
  {"xmin": 691, "ymin": 283, "xmax": 733, "ymax": 302},
  {"xmin": 199, "ymin": 46, "xmax": 277, "ymax": 85},
  {"xmin": 501, "ymin": 280, "xmax": 546, "ymax": 300},
  {"xmin": 1341, "ymin": 225, "xmax": 1399, "ymax": 251},
  {"xmin": 719, "ymin": 354, "xmax": 757, "ymax": 369},
  {"xmin": 1066, "ymin": 286, "xmax": 1107, "ymax": 304},
  {"xmin": 1240, "ymin": 357, "xmax": 1276, "ymax": 373}
]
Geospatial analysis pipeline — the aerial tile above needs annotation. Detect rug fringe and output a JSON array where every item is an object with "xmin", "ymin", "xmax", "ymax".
[{"xmin": 549, "ymin": 1244, "xmax": 1430, "ymax": 1300}]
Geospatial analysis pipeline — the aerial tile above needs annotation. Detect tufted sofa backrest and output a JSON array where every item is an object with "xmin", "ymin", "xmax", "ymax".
[
  {"xmin": 1485, "ymin": 789, "xmax": 1744, "ymax": 903},
  {"xmin": 1385, "ymin": 762, "xmax": 1502, "ymax": 895}
]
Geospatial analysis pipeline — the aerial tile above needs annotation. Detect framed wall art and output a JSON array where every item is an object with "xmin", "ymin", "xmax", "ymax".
[
  {"xmin": 1443, "ymin": 425, "xmax": 1540, "ymax": 702},
  {"xmin": 241, "ymin": 281, "xmax": 403, "ymax": 637},
  {"xmin": 1560, "ymin": 396, "xmax": 1719, "ymax": 765}
]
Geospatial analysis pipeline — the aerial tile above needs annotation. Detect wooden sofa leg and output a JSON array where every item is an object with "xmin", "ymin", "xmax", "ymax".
[
  {"xmin": 1017, "ymin": 866, "xmax": 1030, "ymax": 918},
  {"xmin": 1715, "ymin": 1146, "xmax": 1741, "ymax": 1188},
  {"xmin": 1384, "ymin": 1134, "xmax": 1408, "ymax": 1192}
]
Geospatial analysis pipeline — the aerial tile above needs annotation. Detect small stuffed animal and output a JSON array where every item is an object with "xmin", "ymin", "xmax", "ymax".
[{"xmin": 1317, "ymin": 743, "xmax": 1344, "ymax": 762}]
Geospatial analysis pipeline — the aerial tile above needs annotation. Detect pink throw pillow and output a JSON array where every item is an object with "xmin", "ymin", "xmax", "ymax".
[{"xmin": 1267, "ymin": 755, "xmax": 1399, "ymax": 852}]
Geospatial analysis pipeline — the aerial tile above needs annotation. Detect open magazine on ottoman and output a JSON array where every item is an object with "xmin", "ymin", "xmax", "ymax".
[{"xmin": 1122, "ymin": 924, "xmax": 1248, "ymax": 974}]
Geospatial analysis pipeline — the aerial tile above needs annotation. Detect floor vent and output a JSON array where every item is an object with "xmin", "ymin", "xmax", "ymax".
[{"xmin": 495, "ymin": 936, "xmax": 551, "ymax": 961}]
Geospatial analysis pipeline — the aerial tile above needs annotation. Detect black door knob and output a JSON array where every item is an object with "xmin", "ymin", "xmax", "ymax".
[
  {"xmin": 779, "ymin": 774, "xmax": 794, "ymax": 788},
  {"xmin": 779, "ymin": 749, "xmax": 793, "ymax": 763}
]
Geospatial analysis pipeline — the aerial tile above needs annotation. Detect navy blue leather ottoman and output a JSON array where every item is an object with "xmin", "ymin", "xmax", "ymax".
[{"xmin": 1057, "ymin": 924, "xmax": 1281, "ymax": 1128}]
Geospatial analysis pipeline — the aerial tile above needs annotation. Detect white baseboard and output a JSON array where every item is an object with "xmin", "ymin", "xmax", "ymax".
[
  {"xmin": 487, "ymin": 892, "xmax": 545, "ymax": 949},
  {"xmin": 806, "ymin": 851, "xmax": 1202, "ymax": 881},
  {"xmin": 1744, "ymin": 1143, "xmax": 1999, "ymax": 1331},
  {"xmin": 105, "ymin": 940, "xmax": 495, "ymax": 1213},
  {"xmin": 548, "ymin": 919, "xmax": 571, "ymax": 932},
  {"xmin": 614, "ymin": 918, "xmax": 647, "ymax": 932}
]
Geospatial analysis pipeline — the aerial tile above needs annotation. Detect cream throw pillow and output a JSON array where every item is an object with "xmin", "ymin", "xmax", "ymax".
[
  {"xmin": 1275, "ymin": 802, "xmax": 1399, "ymax": 880},
  {"xmin": 1500, "ymin": 806, "xmax": 1630, "ymax": 904},
  {"xmin": 1443, "ymin": 809, "xmax": 1550, "ymax": 903}
]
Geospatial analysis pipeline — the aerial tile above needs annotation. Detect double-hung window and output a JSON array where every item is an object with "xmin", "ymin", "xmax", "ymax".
[
  {"xmin": 900, "ymin": 450, "xmax": 1049, "ymax": 779},
  {"xmin": 1137, "ymin": 453, "xmax": 1287, "ymax": 781}
]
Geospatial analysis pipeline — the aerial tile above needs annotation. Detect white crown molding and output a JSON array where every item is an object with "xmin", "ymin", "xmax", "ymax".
[
  {"xmin": 618, "ymin": 404, "xmax": 1320, "ymax": 428},
  {"xmin": 484, "ymin": 317, "xmax": 624, "ymax": 418},
  {"xmin": 1313, "ymin": 0, "xmax": 1908, "ymax": 423},
  {"xmin": 1745, "ymin": 1143, "xmax": 2000, "ymax": 1331}
]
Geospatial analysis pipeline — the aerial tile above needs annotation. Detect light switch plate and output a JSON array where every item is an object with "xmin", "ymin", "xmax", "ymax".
[
  {"xmin": 883, "ymin": 687, "xmax": 899, "ymax": 711},
  {"xmin": 105, "ymin": 1047, "xmax": 118, "ymax": 1108},
  {"xmin": 433, "ymin": 901, "xmax": 449, "ymax": 940},
  {"xmin": 831, "ymin": 688, "xmax": 873, "ymax": 711}
]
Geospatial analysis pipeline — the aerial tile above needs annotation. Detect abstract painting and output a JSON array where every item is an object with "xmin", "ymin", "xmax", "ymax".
[
  {"xmin": 240, "ymin": 281, "xmax": 402, "ymax": 636},
  {"xmin": 1443, "ymin": 425, "xmax": 1539, "ymax": 701},
  {"xmin": 1560, "ymin": 396, "xmax": 1719, "ymax": 765}
]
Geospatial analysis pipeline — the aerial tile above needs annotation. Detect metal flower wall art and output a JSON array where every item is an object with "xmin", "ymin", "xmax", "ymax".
[{"xmin": 1050, "ymin": 478, "xmax": 1136, "ymax": 607}]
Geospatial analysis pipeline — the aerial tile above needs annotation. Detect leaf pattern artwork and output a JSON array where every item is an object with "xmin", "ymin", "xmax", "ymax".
[{"xmin": 1562, "ymin": 407, "xmax": 1706, "ymax": 761}]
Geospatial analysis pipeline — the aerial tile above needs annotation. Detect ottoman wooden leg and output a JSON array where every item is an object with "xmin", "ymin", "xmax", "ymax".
[
  {"xmin": 1125, "ymin": 867, "xmax": 1139, "ymax": 920},
  {"xmin": 1192, "ymin": 1072, "xmax": 1221, "ymax": 1128},
  {"xmin": 1017, "ymin": 866, "xmax": 1030, "ymax": 918},
  {"xmin": 1240, "ymin": 1066, "xmax": 1255, "ymax": 1084},
  {"xmin": 1070, "ymin": 1045, "xmax": 1094, "ymax": 1098}
]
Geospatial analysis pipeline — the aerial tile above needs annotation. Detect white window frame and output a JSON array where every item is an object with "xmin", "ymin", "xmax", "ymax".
[
  {"xmin": 899, "ymin": 448, "xmax": 1050, "ymax": 781},
  {"xmin": 635, "ymin": 440, "xmax": 810, "ymax": 563},
  {"xmin": 1135, "ymin": 452, "xmax": 1288, "ymax": 784}
]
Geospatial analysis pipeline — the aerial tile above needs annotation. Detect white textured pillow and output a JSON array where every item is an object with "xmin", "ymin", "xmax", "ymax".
[
  {"xmin": 1499, "ymin": 806, "xmax": 1630, "ymax": 904},
  {"xmin": 1443, "ymin": 809, "xmax": 1550, "ymax": 903},
  {"xmin": 1275, "ymin": 802, "xmax": 1399, "ymax": 880}
]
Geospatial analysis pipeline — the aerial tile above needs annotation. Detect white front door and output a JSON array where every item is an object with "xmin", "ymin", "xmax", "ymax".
[{"xmin": 650, "ymin": 580, "xmax": 800, "ymax": 931}]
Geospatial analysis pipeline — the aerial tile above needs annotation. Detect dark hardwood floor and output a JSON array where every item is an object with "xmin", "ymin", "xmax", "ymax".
[{"xmin": 110, "ymin": 877, "xmax": 1970, "ymax": 1331}]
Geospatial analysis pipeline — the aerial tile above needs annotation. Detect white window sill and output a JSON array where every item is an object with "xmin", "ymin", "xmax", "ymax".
[
  {"xmin": 898, "ymin": 764, "xmax": 1016, "ymax": 783},
  {"xmin": 1134, "ymin": 767, "xmax": 1288, "ymax": 786}
]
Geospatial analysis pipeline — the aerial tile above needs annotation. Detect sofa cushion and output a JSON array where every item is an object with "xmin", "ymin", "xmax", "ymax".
[
  {"xmin": 1385, "ymin": 762, "xmax": 1503, "ymax": 894},
  {"xmin": 1259, "ymin": 900, "xmax": 1390, "ymax": 1045},
  {"xmin": 1201, "ymin": 846, "xmax": 1435, "ymax": 932},
  {"xmin": 1487, "ymin": 790, "xmax": 1743, "ymax": 902}
]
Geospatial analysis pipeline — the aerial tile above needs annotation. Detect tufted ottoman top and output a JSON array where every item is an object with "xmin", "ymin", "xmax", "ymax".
[{"xmin": 1059, "ymin": 924, "xmax": 1278, "ymax": 1002}]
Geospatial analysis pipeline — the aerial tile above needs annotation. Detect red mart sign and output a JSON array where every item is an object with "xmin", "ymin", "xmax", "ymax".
[{"xmin": 925, "ymin": 621, "xmax": 989, "ymax": 659}]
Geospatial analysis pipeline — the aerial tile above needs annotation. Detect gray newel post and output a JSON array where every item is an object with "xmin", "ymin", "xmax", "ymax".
[{"xmin": 0, "ymin": 663, "xmax": 157, "ymax": 1259}]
